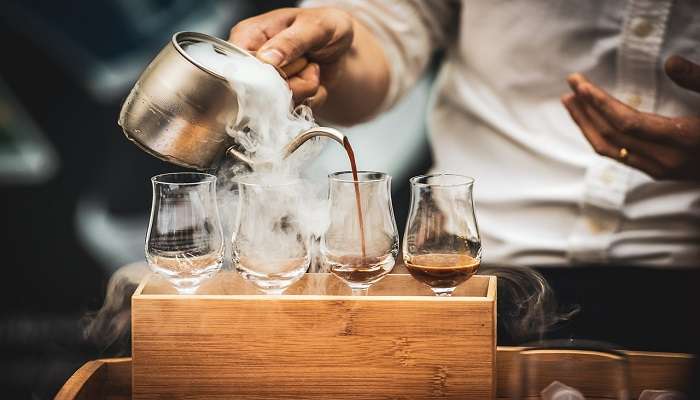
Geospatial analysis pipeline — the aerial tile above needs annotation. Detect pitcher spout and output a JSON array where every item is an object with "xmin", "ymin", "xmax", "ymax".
[{"xmin": 283, "ymin": 127, "xmax": 346, "ymax": 158}]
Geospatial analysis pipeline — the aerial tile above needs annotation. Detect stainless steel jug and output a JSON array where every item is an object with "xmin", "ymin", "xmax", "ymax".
[{"xmin": 118, "ymin": 31, "xmax": 343, "ymax": 170}]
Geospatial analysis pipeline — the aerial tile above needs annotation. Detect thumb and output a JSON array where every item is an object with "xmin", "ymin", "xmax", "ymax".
[
  {"xmin": 665, "ymin": 55, "xmax": 700, "ymax": 94},
  {"xmin": 257, "ymin": 19, "xmax": 331, "ymax": 68}
]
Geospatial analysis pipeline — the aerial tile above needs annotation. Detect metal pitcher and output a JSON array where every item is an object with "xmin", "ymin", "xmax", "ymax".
[{"xmin": 118, "ymin": 31, "xmax": 344, "ymax": 171}]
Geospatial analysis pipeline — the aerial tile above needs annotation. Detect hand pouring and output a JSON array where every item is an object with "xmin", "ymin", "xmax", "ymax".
[{"xmin": 118, "ymin": 31, "xmax": 344, "ymax": 171}]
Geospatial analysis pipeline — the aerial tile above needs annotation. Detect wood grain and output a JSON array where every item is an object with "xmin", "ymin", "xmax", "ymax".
[
  {"xmin": 132, "ymin": 273, "xmax": 497, "ymax": 399},
  {"xmin": 56, "ymin": 349, "xmax": 694, "ymax": 399},
  {"xmin": 54, "ymin": 357, "xmax": 131, "ymax": 400}
]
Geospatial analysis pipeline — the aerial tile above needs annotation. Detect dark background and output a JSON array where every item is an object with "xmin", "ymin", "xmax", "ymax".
[
  {"xmin": 0, "ymin": 2, "xmax": 302, "ymax": 397},
  {"xmin": 0, "ymin": 1, "xmax": 697, "ymax": 398}
]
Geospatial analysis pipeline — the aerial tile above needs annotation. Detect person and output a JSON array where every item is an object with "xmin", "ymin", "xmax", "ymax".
[{"xmin": 228, "ymin": 2, "xmax": 700, "ymax": 349}]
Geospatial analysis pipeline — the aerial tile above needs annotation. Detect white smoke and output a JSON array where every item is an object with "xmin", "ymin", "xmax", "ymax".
[
  {"xmin": 185, "ymin": 42, "xmax": 322, "ymax": 172},
  {"xmin": 185, "ymin": 42, "xmax": 330, "ymax": 271}
]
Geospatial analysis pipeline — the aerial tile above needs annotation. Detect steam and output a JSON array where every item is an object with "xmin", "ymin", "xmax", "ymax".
[
  {"xmin": 185, "ymin": 42, "xmax": 330, "ymax": 271},
  {"xmin": 186, "ymin": 43, "xmax": 327, "ymax": 264},
  {"xmin": 82, "ymin": 262, "xmax": 148, "ymax": 354},
  {"xmin": 185, "ymin": 42, "xmax": 322, "ymax": 172},
  {"xmin": 482, "ymin": 266, "xmax": 579, "ymax": 343}
]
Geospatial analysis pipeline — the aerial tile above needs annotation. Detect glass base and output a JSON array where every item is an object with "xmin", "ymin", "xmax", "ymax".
[
  {"xmin": 149, "ymin": 261, "xmax": 220, "ymax": 295},
  {"xmin": 349, "ymin": 286, "xmax": 370, "ymax": 296},
  {"xmin": 431, "ymin": 287, "xmax": 456, "ymax": 297},
  {"xmin": 328, "ymin": 254, "xmax": 395, "ymax": 292},
  {"xmin": 236, "ymin": 264, "xmax": 307, "ymax": 295},
  {"xmin": 173, "ymin": 284, "xmax": 200, "ymax": 295},
  {"xmin": 170, "ymin": 276, "xmax": 206, "ymax": 294},
  {"xmin": 260, "ymin": 287, "xmax": 286, "ymax": 295}
]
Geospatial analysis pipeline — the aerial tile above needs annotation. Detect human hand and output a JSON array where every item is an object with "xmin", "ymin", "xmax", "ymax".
[
  {"xmin": 562, "ymin": 55, "xmax": 700, "ymax": 180},
  {"xmin": 229, "ymin": 7, "xmax": 355, "ymax": 109}
]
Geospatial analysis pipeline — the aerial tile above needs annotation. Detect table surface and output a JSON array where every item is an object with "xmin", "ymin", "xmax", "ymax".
[{"xmin": 55, "ymin": 347, "xmax": 694, "ymax": 400}]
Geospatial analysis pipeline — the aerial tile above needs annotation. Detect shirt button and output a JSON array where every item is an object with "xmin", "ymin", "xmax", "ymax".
[
  {"xmin": 627, "ymin": 94, "xmax": 642, "ymax": 108},
  {"xmin": 586, "ymin": 217, "xmax": 616, "ymax": 234},
  {"xmin": 601, "ymin": 170, "xmax": 615, "ymax": 185},
  {"xmin": 631, "ymin": 17, "xmax": 654, "ymax": 38},
  {"xmin": 587, "ymin": 219, "xmax": 605, "ymax": 234}
]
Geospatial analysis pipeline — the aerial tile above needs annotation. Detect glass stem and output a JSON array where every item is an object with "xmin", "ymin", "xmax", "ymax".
[
  {"xmin": 351, "ymin": 287, "xmax": 369, "ymax": 296},
  {"xmin": 432, "ymin": 287, "xmax": 455, "ymax": 297},
  {"xmin": 175, "ymin": 285, "xmax": 199, "ymax": 295}
]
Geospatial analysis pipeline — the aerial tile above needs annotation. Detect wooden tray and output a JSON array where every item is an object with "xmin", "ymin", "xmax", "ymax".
[
  {"xmin": 132, "ymin": 272, "xmax": 497, "ymax": 399},
  {"xmin": 55, "ymin": 349, "xmax": 694, "ymax": 399}
]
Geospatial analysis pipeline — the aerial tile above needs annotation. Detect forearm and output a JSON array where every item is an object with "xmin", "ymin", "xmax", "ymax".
[{"xmin": 316, "ymin": 18, "xmax": 390, "ymax": 125}]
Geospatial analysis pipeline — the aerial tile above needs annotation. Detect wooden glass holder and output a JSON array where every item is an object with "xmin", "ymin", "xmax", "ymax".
[{"xmin": 132, "ymin": 271, "xmax": 497, "ymax": 399}]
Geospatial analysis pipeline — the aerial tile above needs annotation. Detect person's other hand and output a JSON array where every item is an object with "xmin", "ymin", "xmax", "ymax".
[
  {"xmin": 562, "ymin": 55, "xmax": 700, "ymax": 180},
  {"xmin": 229, "ymin": 7, "xmax": 355, "ymax": 109}
]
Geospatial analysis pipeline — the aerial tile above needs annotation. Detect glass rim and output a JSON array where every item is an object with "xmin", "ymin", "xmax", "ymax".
[
  {"xmin": 409, "ymin": 173, "xmax": 474, "ymax": 188},
  {"xmin": 151, "ymin": 172, "xmax": 216, "ymax": 185},
  {"xmin": 329, "ymin": 170, "xmax": 390, "ymax": 184}
]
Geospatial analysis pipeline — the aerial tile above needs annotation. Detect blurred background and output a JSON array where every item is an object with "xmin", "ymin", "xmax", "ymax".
[{"xmin": 0, "ymin": 0, "xmax": 433, "ymax": 397}]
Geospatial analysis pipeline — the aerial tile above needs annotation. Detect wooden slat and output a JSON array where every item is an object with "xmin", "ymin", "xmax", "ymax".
[
  {"xmin": 56, "ymin": 348, "xmax": 693, "ymax": 399},
  {"xmin": 54, "ymin": 358, "xmax": 131, "ymax": 400}
]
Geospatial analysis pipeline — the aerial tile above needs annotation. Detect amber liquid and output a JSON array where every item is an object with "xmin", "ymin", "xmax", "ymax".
[
  {"xmin": 342, "ymin": 137, "xmax": 367, "ymax": 260},
  {"xmin": 329, "ymin": 254, "xmax": 394, "ymax": 287},
  {"xmin": 405, "ymin": 253, "xmax": 480, "ymax": 289}
]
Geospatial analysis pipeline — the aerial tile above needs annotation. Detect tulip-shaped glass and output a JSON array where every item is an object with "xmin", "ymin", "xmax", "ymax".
[
  {"xmin": 146, "ymin": 172, "xmax": 224, "ymax": 294},
  {"xmin": 321, "ymin": 171, "xmax": 398, "ymax": 295},
  {"xmin": 232, "ymin": 177, "xmax": 310, "ymax": 294},
  {"xmin": 403, "ymin": 174, "xmax": 481, "ymax": 296}
]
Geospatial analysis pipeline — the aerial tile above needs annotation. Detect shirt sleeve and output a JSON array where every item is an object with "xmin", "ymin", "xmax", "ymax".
[{"xmin": 299, "ymin": 0, "xmax": 458, "ymax": 111}]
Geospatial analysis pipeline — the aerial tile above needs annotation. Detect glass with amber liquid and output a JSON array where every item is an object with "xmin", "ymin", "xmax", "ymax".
[
  {"xmin": 321, "ymin": 171, "xmax": 398, "ymax": 295},
  {"xmin": 403, "ymin": 174, "xmax": 481, "ymax": 296}
]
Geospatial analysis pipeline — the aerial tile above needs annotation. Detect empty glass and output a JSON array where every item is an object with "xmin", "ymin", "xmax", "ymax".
[
  {"xmin": 515, "ymin": 340, "xmax": 630, "ymax": 400},
  {"xmin": 403, "ymin": 174, "xmax": 481, "ymax": 296},
  {"xmin": 146, "ymin": 172, "xmax": 224, "ymax": 294},
  {"xmin": 321, "ymin": 171, "xmax": 398, "ymax": 295},
  {"xmin": 232, "ymin": 177, "xmax": 310, "ymax": 294}
]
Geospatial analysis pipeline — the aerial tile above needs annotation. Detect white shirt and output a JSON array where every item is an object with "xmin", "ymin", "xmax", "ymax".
[{"xmin": 302, "ymin": 0, "xmax": 700, "ymax": 267}]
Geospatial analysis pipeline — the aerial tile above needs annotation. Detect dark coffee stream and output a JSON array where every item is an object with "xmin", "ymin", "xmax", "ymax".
[{"xmin": 342, "ymin": 137, "xmax": 367, "ymax": 260}]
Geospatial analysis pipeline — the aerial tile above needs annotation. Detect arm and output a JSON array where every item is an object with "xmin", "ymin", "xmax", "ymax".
[
  {"xmin": 229, "ymin": 1, "xmax": 457, "ymax": 126},
  {"xmin": 317, "ymin": 17, "xmax": 390, "ymax": 125}
]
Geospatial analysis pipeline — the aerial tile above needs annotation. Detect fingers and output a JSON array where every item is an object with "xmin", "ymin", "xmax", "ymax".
[
  {"xmin": 567, "ymin": 73, "xmax": 675, "ymax": 142},
  {"xmin": 561, "ymin": 94, "xmax": 665, "ymax": 177},
  {"xmin": 304, "ymin": 85, "xmax": 328, "ymax": 110},
  {"xmin": 229, "ymin": 9, "xmax": 298, "ymax": 51},
  {"xmin": 289, "ymin": 63, "xmax": 321, "ymax": 104},
  {"xmin": 256, "ymin": 55, "xmax": 307, "ymax": 80},
  {"xmin": 665, "ymin": 55, "xmax": 700, "ymax": 93},
  {"xmin": 256, "ymin": 9, "xmax": 352, "ymax": 68},
  {"xmin": 562, "ymin": 94, "xmax": 616, "ymax": 157},
  {"xmin": 565, "ymin": 73, "xmax": 700, "ymax": 180},
  {"xmin": 281, "ymin": 57, "xmax": 309, "ymax": 78},
  {"xmin": 288, "ymin": 62, "xmax": 327, "ymax": 109},
  {"xmin": 575, "ymin": 94, "xmax": 683, "ymax": 165},
  {"xmin": 256, "ymin": 18, "xmax": 331, "ymax": 67},
  {"xmin": 231, "ymin": 7, "xmax": 353, "ymax": 70}
]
